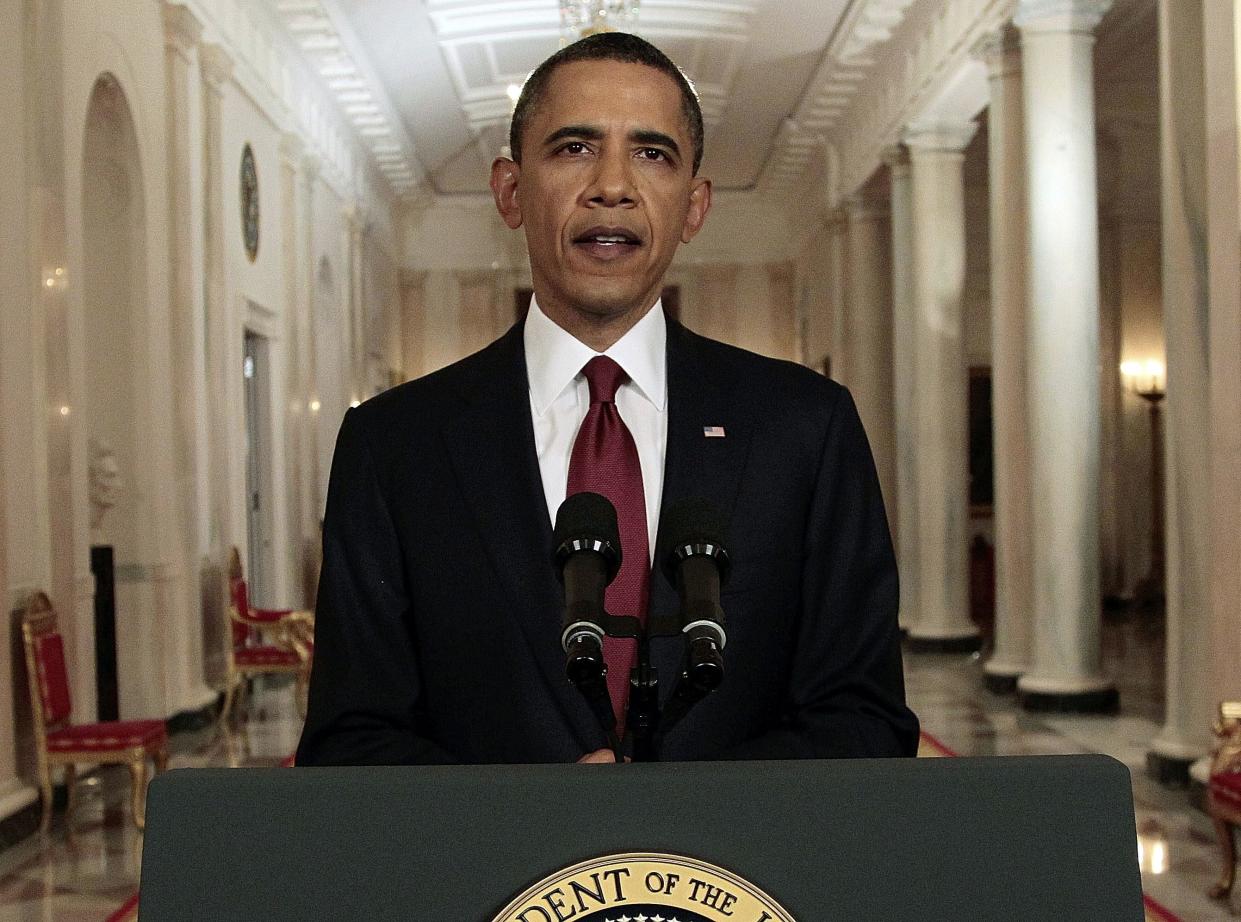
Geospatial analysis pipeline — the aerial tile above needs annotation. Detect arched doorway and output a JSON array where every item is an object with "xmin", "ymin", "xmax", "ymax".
[{"xmin": 80, "ymin": 74, "xmax": 153, "ymax": 720}]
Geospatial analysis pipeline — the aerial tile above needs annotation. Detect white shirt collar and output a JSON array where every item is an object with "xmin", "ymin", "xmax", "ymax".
[{"xmin": 524, "ymin": 294, "xmax": 668, "ymax": 417}]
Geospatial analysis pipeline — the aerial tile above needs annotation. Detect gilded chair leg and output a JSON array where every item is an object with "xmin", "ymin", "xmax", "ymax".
[
  {"xmin": 296, "ymin": 669, "xmax": 309, "ymax": 720},
  {"xmin": 37, "ymin": 765, "xmax": 53, "ymax": 835},
  {"xmin": 154, "ymin": 745, "xmax": 169, "ymax": 775},
  {"xmin": 220, "ymin": 678, "xmax": 237, "ymax": 734},
  {"xmin": 1210, "ymin": 815, "xmax": 1236, "ymax": 899},
  {"xmin": 62, "ymin": 764, "xmax": 77, "ymax": 831},
  {"xmin": 129, "ymin": 759, "xmax": 147, "ymax": 831},
  {"xmin": 237, "ymin": 679, "xmax": 253, "ymax": 758}
]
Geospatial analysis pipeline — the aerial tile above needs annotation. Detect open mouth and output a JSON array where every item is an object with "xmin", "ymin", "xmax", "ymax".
[{"xmin": 572, "ymin": 226, "xmax": 643, "ymax": 260}]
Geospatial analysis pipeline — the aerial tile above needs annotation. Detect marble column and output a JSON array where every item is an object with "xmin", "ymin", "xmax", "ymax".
[
  {"xmin": 199, "ymin": 42, "xmax": 234, "ymax": 677},
  {"xmin": 279, "ymin": 133, "xmax": 310, "ymax": 607},
  {"xmin": 162, "ymin": 2, "xmax": 214, "ymax": 707},
  {"xmin": 885, "ymin": 146, "xmax": 919, "ymax": 633},
  {"xmin": 843, "ymin": 192, "xmax": 897, "ymax": 518},
  {"xmin": 826, "ymin": 208, "xmax": 849, "ymax": 387},
  {"xmin": 1204, "ymin": 0, "xmax": 1241, "ymax": 754},
  {"xmin": 978, "ymin": 28, "xmax": 1034, "ymax": 693},
  {"xmin": 904, "ymin": 121, "xmax": 982, "ymax": 653},
  {"xmin": 0, "ymin": 0, "xmax": 42, "ymax": 821},
  {"xmin": 1014, "ymin": 0, "xmax": 1117, "ymax": 712},
  {"xmin": 298, "ymin": 153, "xmax": 324, "ymax": 520},
  {"xmin": 344, "ymin": 205, "xmax": 366, "ymax": 404},
  {"xmin": 1148, "ymin": 0, "xmax": 1211, "ymax": 783},
  {"xmin": 1095, "ymin": 126, "xmax": 1126, "ymax": 605}
]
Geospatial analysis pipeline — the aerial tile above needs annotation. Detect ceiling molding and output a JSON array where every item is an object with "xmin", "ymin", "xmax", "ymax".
[
  {"xmin": 273, "ymin": 0, "xmax": 424, "ymax": 197},
  {"xmin": 424, "ymin": 0, "xmax": 759, "ymax": 137},
  {"xmin": 759, "ymin": 0, "xmax": 919, "ymax": 192},
  {"xmin": 832, "ymin": 0, "xmax": 1011, "ymax": 194}
]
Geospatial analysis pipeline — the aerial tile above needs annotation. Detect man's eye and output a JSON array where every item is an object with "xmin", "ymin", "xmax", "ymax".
[
  {"xmin": 637, "ymin": 148, "xmax": 668, "ymax": 162},
  {"xmin": 559, "ymin": 141, "xmax": 590, "ymax": 155}
]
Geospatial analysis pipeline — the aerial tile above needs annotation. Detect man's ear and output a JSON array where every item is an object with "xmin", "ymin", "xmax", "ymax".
[
  {"xmin": 490, "ymin": 158, "xmax": 523, "ymax": 229},
  {"xmin": 681, "ymin": 175, "xmax": 712, "ymax": 243}
]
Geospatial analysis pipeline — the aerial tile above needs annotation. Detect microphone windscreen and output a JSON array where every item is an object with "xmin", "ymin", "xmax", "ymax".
[
  {"xmin": 660, "ymin": 497, "xmax": 728, "ymax": 548},
  {"xmin": 553, "ymin": 491, "xmax": 621, "ymax": 556},
  {"xmin": 658, "ymin": 497, "xmax": 729, "ymax": 582}
]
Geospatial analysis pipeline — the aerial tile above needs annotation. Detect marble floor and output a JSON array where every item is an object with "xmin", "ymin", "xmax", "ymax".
[{"xmin": 0, "ymin": 611, "xmax": 1228, "ymax": 920}]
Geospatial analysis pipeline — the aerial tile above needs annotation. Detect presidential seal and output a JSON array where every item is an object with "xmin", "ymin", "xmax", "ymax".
[{"xmin": 492, "ymin": 852, "xmax": 795, "ymax": 922}]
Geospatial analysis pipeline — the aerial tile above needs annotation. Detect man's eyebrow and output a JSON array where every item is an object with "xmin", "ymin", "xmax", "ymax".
[
  {"xmin": 631, "ymin": 129, "xmax": 681, "ymax": 157},
  {"xmin": 541, "ymin": 125, "xmax": 682, "ymax": 159},
  {"xmin": 543, "ymin": 125, "xmax": 604, "ymax": 146}
]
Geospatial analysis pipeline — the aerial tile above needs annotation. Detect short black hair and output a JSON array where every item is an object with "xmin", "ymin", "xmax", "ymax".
[{"xmin": 508, "ymin": 32, "xmax": 705, "ymax": 175}]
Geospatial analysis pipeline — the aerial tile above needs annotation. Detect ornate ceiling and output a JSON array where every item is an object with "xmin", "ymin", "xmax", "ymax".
[{"xmin": 268, "ymin": 0, "xmax": 1155, "ymax": 204}]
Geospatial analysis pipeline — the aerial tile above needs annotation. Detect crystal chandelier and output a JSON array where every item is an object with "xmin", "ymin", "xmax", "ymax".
[{"xmin": 559, "ymin": 0, "xmax": 640, "ymax": 38}]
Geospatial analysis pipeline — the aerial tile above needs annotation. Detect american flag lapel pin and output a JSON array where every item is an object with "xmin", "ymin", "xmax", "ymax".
[{"xmin": 703, "ymin": 425, "xmax": 726, "ymax": 438}]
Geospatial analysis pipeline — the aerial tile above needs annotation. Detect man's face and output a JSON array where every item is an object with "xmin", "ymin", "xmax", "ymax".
[{"xmin": 491, "ymin": 59, "xmax": 711, "ymax": 324}]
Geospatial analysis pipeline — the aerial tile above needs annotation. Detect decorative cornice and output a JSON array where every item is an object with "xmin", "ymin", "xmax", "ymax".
[
  {"xmin": 761, "ymin": 0, "xmax": 918, "ymax": 191},
  {"xmin": 834, "ymin": 0, "xmax": 1009, "ymax": 194},
  {"xmin": 1014, "ymin": 0, "xmax": 1114, "ymax": 33},
  {"xmin": 163, "ymin": 2, "xmax": 204, "ymax": 57},
  {"xmin": 273, "ymin": 0, "xmax": 421, "ymax": 198}
]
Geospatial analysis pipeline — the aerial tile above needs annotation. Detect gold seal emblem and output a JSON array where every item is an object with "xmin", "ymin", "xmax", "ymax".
[{"xmin": 492, "ymin": 852, "xmax": 796, "ymax": 922}]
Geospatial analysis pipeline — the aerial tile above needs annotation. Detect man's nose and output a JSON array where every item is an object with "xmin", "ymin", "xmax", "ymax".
[{"xmin": 586, "ymin": 148, "xmax": 637, "ymax": 207}]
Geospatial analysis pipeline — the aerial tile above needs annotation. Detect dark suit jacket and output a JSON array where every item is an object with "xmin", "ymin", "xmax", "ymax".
[{"xmin": 296, "ymin": 319, "xmax": 919, "ymax": 765}]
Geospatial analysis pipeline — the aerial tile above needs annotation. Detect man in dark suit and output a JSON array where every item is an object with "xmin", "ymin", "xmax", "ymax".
[{"xmin": 296, "ymin": 33, "xmax": 918, "ymax": 766}]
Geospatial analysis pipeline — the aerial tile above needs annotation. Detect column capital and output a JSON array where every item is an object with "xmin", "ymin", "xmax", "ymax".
[
  {"xmin": 1015, "ymin": 0, "xmax": 1114, "ymax": 33},
  {"xmin": 881, "ymin": 144, "xmax": 910, "ymax": 175},
  {"xmin": 843, "ymin": 190, "xmax": 889, "ymax": 222},
  {"xmin": 973, "ymin": 25, "xmax": 1022, "ymax": 76},
  {"xmin": 199, "ymin": 43, "xmax": 234, "ymax": 90},
  {"xmin": 280, "ymin": 132, "xmax": 304, "ymax": 167},
  {"xmin": 162, "ymin": 3, "xmax": 204, "ymax": 57},
  {"xmin": 343, "ymin": 203, "xmax": 370, "ymax": 236},
  {"xmin": 300, "ymin": 152, "xmax": 321, "ymax": 185},
  {"xmin": 903, "ymin": 120, "xmax": 978, "ymax": 154}
]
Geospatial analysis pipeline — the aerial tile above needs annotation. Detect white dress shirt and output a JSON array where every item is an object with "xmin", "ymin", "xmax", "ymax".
[{"xmin": 524, "ymin": 295, "xmax": 668, "ymax": 561}]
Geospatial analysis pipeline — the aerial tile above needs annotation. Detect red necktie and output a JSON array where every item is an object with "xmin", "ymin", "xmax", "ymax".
[{"xmin": 566, "ymin": 356, "xmax": 650, "ymax": 733}]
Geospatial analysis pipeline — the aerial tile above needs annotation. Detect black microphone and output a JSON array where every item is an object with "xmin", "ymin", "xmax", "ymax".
[
  {"xmin": 552, "ymin": 492, "xmax": 622, "ymax": 733},
  {"xmin": 660, "ymin": 499, "xmax": 730, "ymax": 715}
]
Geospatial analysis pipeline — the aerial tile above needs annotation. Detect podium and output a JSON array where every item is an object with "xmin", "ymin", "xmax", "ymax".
[{"xmin": 139, "ymin": 754, "xmax": 1143, "ymax": 920}]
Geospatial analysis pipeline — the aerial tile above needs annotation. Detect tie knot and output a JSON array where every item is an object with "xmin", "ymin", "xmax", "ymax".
[{"xmin": 581, "ymin": 356, "xmax": 628, "ymax": 405}]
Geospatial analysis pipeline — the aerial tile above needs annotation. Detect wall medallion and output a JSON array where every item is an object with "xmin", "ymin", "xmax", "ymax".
[{"xmin": 240, "ymin": 142, "xmax": 259, "ymax": 262}]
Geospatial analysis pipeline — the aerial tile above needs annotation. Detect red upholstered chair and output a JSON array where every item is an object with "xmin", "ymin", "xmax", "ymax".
[
  {"xmin": 20, "ymin": 591, "xmax": 168, "ymax": 832},
  {"xmin": 1209, "ymin": 701, "xmax": 1241, "ymax": 899},
  {"xmin": 222, "ymin": 547, "xmax": 314, "ymax": 731}
]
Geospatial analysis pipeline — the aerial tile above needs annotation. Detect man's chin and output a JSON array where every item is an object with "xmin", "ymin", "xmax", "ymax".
[{"xmin": 568, "ymin": 294, "xmax": 657, "ymax": 323}]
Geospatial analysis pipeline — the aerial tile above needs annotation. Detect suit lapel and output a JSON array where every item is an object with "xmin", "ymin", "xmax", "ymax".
[
  {"xmin": 650, "ymin": 321, "xmax": 755, "ymax": 705},
  {"xmin": 441, "ymin": 325, "xmax": 598, "ymax": 751}
]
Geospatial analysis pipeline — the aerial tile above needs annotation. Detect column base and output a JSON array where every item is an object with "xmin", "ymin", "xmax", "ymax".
[
  {"xmin": 167, "ymin": 691, "xmax": 224, "ymax": 734},
  {"xmin": 0, "ymin": 799, "xmax": 40, "ymax": 858},
  {"xmin": 983, "ymin": 658, "xmax": 1025, "ymax": 694},
  {"xmin": 984, "ymin": 671, "xmax": 1019, "ymax": 694},
  {"xmin": 1146, "ymin": 750, "xmax": 1194, "ymax": 788},
  {"xmin": 1018, "ymin": 685, "xmax": 1119, "ymax": 714},
  {"xmin": 905, "ymin": 632, "xmax": 981, "ymax": 654},
  {"xmin": 0, "ymin": 782, "xmax": 39, "ymax": 857}
]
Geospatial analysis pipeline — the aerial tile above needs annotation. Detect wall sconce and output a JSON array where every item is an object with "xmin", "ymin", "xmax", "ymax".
[
  {"xmin": 42, "ymin": 267, "xmax": 67, "ymax": 291},
  {"xmin": 1120, "ymin": 358, "xmax": 1166, "ymax": 403}
]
